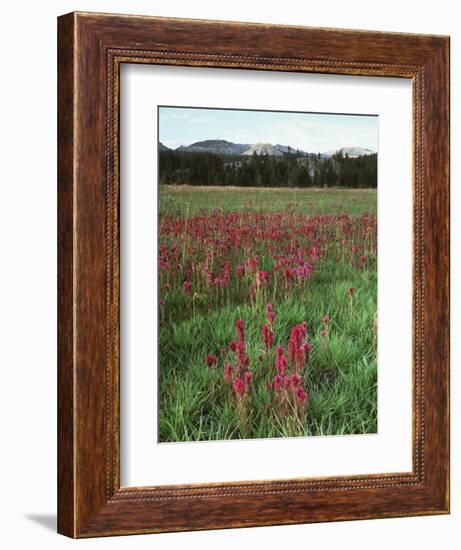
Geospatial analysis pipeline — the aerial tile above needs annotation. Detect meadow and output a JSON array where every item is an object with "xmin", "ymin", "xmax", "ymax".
[{"xmin": 158, "ymin": 185, "xmax": 377, "ymax": 442}]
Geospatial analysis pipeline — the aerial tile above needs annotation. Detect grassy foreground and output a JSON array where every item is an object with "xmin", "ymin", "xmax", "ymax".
[{"xmin": 158, "ymin": 186, "xmax": 377, "ymax": 442}]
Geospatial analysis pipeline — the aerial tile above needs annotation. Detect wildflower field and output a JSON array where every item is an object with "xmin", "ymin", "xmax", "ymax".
[{"xmin": 158, "ymin": 185, "xmax": 377, "ymax": 442}]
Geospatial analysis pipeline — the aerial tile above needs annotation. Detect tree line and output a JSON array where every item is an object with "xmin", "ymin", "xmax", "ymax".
[{"xmin": 159, "ymin": 149, "xmax": 377, "ymax": 188}]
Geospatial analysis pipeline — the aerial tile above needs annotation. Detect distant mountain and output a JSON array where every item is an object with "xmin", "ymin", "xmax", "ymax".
[
  {"xmin": 242, "ymin": 143, "xmax": 284, "ymax": 156},
  {"xmin": 168, "ymin": 139, "xmax": 375, "ymax": 159},
  {"xmin": 176, "ymin": 139, "xmax": 250, "ymax": 155},
  {"xmin": 275, "ymin": 144, "xmax": 310, "ymax": 156},
  {"xmin": 274, "ymin": 144, "xmax": 296, "ymax": 154},
  {"xmin": 326, "ymin": 146, "xmax": 376, "ymax": 158}
]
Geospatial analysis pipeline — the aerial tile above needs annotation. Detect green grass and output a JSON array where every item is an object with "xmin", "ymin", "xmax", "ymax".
[
  {"xmin": 158, "ymin": 186, "xmax": 377, "ymax": 442},
  {"xmin": 159, "ymin": 184, "xmax": 377, "ymax": 216}
]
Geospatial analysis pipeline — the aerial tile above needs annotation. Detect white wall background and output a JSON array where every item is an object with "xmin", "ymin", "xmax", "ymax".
[{"xmin": 0, "ymin": 1, "xmax": 457, "ymax": 548}]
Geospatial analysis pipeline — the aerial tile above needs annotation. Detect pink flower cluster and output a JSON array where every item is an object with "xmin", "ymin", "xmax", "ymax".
[
  {"xmin": 159, "ymin": 209, "xmax": 376, "ymax": 314},
  {"xmin": 229, "ymin": 319, "xmax": 252, "ymax": 400},
  {"xmin": 288, "ymin": 322, "xmax": 312, "ymax": 372},
  {"xmin": 269, "ymin": 322, "xmax": 310, "ymax": 418},
  {"xmin": 261, "ymin": 303, "xmax": 276, "ymax": 351},
  {"xmin": 204, "ymin": 304, "xmax": 311, "ymax": 434}
]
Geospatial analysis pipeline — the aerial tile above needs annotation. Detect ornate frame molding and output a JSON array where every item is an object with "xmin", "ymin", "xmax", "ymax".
[{"xmin": 58, "ymin": 12, "xmax": 449, "ymax": 537}]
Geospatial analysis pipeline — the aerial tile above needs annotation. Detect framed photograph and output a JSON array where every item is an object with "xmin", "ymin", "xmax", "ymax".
[{"xmin": 57, "ymin": 12, "xmax": 450, "ymax": 537}]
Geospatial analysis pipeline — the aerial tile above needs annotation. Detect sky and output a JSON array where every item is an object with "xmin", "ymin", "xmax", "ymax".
[{"xmin": 158, "ymin": 106, "xmax": 378, "ymax": 153}]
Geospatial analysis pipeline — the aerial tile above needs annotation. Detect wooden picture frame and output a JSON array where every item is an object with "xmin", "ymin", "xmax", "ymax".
[{"xmin": 57, "ymin": 12, "xmax": 450, "ymax": 538}]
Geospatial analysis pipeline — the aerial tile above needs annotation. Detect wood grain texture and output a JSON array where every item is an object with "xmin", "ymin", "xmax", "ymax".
[
  {"xmin": 57, "ymin": 11, "xmax": 450, "ymax": 538},
  {"xmin": 57, "ymin": 13, "xmax": 75, "ymax": 538}
]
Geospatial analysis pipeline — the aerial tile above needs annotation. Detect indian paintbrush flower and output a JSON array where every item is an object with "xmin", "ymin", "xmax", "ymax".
[
  {"xmin": 235, "ymin": 319, "xmax": 245, "ymax": 342},
  {"xmin": 262, "ymin": 324, "xmax": 274, "ymax": 350},
  {"xmin": 224, "ymin": 362, "xmax": 233, "ymax": 382},
  {"xmin": 234, "ymin": 377, "xmax": 245, "ymax": 399},
  {"xmin": 205, "ymin": 354, "xmax": 218, "ymax": 368}
]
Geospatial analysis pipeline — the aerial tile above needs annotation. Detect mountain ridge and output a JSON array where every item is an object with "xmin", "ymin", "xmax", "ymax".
[
  {"xmin": 242, "ymin": 143, "xmax": 284, "ymax": 156},
  {"xmin": 325, "ymin": 146, "xmax": 375, "ymax": 158},
  {"xmin": 160, "ymin": 139, "xmax": 376, "ymax": 158},
  {"xmin": 176, "ymin": 139, "xmax": 250, "ymax": 155}
]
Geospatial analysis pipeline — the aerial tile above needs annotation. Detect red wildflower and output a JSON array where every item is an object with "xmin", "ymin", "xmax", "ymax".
[
  {"xmin": 283, "ymin": 268, "xmax": 294, "ymax": 284},
  {"xmin": 262, "ymin": 324, "xmax": 274, "ymax": 350},
  {"xmin": 234, "ymin": 377, "xmax": 245, "ymax": 399},
  {"xmin": 224, "ymin": 363, "xmax": 232, "ymax": 381},
  {"xmin": 235, "ymin": 341, "xmax": 249, "ymax": 374},
  {"xmin": 296, "ymin": 387, "xmax": 308, "ymax": 407},
  {"xmin": 265, "ymin": 303, "xmax": 276, "ymax": 325},
  {"xmin": 275, "ymin": 350, "xmax": 287, "ymax": 376},
  {"xmin": 235, "ymin": 319, "xmax": 245, "ymax": 342},
  {"xmin": 205, "ymin": 354, "xmax": 218, "ymax": 368},
  {"xmin": 274, "ymin": 375, "xmax": 283, "ymax": 392},
  {"xmin": 256, "ymin": 270, "xmax": 269, "ymax": 288},
  {"xmin": 288, "ymin": 323, "xmax": 310, "ymax": 371},
  {"xmin": 291, "ymin": 373, "xmax": 302, "ymax": 387}
]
